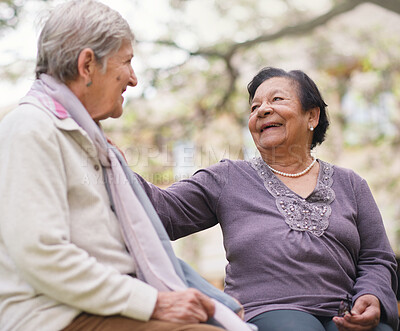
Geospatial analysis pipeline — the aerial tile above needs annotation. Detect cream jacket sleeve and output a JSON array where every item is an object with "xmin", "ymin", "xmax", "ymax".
[{"xmin": 0, "ymin": 105, "xmax": 157, "ymax": 324}]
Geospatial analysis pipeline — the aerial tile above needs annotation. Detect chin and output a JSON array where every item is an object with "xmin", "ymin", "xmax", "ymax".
[
  {"xmin": 109, "ymin": 105, "xmax": 124, "ymax": 119},
  {"xmin": 259, "ymin": 138, "xmax": 283, "ymax": 148},
  {"xmin": 111, "ymin": 110, "xmax": 123, "ymax": 119}
]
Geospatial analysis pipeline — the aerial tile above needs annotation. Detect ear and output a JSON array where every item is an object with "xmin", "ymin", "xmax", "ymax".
[
  {"xmin": 76, "ymin": 48, "xmax": 97, "ymax": 85},
  {"xmin": 308, "ymin": 107, "xmax": 320, "ymax": 129}
]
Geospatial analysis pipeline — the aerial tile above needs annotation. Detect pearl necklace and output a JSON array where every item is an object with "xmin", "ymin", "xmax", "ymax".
[{"xmin": 265, "ymin": 157, "xmax": 317, "ymax": 178}]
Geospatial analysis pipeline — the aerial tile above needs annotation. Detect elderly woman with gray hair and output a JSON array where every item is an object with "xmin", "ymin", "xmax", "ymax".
[{"xmin": 0, "ymin": 1, "xmax": 253, "ymax": 331}]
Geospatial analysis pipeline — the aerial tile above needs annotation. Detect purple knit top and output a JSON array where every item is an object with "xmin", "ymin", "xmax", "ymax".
[{"xmin": 136, "ymin": 158, "xmax": 398, "ymax": 330}]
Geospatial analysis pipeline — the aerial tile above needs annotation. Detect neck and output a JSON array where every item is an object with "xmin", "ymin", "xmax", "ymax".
[{"xmin": 260, "ymin": 150, "xmax": 314, "ymax": 174}]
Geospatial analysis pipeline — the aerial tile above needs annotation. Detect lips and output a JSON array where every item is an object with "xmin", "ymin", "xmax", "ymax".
[
  {"xmin": 260, "ymin": 123, "xmax": 282, "ymax": 132},
  {"xmin": 121, "ymin": 88, "xmax": 127, "ymax": 102}
]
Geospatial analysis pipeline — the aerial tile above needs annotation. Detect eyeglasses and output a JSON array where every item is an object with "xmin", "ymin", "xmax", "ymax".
[{"xmin": 337, "ymin": 294, "xmax": 353, "ymax": 317}]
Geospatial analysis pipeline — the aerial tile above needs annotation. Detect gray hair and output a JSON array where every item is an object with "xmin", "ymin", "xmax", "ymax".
[{"xmin": 35, "ymin": 0, "xmax": 134, "ymax": 83}]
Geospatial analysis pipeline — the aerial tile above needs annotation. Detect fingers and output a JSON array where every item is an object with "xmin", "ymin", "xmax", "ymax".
[
  {"xmin": 196, "ymin": 290, "xmax": 216, "ymax": 317},
  {"xmin": 151, "ymin": 289, "xmax": 215, "ymax": 324},
  {"xmin": 351, "ymin": 294, "xmax": 380, "ymax": 316},
  {"xmin": 333, "ymin": 294, "xmax": 381, "ymax": 331},
  {"xmin": 333, "ymin": 316, "xmax": 379, "ymax": 331}
]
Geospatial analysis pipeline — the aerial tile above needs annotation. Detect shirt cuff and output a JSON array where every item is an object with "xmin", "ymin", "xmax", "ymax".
[{"xmin": 122, "ymin": 278, "xmax": 158, "ymax": 321}]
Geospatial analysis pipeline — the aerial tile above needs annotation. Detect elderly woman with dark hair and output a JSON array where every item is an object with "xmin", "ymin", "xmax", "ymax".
[
  {"xmin": 0, "ymin": 1, "xmax": 251, "ymax": 330},
  {"xmin": 135, "ymin": 67, "xmax": 399, "ymax": 331}
]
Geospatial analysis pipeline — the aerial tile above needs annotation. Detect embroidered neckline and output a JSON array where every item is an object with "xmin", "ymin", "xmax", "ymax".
[{"xmin": 250, "ymin": 157, "xmax": 335, "ymax": 237}]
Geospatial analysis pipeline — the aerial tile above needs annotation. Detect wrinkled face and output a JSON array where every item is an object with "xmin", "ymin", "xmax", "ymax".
[
  {"xmin": 248, "ymin": 77, "xmax": 313, "ymax": 156},
  {"xmin": 87, "ymin": 40, "xmax": 137, "ymax": 122}
]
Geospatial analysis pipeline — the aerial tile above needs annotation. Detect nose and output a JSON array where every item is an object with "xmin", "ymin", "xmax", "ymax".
[
  {"xmin": 257, "ymin": 103, "xmax": 273, "ymax": 117},
  {"xmin": 128, "ymin": 66, "xmax": 138, "ymax": 87}
]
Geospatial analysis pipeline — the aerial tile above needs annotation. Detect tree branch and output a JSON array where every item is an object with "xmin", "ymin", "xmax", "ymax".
[
  {"xmin": 194, "ymin": 0, "xmax": 400, "ymax": 56},
  {"xmin": 216, "ymin": 58, "xmax": 238, "ymax": 110},
  {"xmin": 141, "ymin": 0, "xmax": 400, "ymax": 64},
  {"xmin": 194, "ymin": 0, "xmax": 400, "ymax": 111},
  {"xmin": 139, "ymin": 0, "xmax": 400, "ymax": 113},
  {"xmin": 228, "ymin": 0, "xmax": 366, "ymax": 52},
  {"xmin": 366, "ymin": 0, "xmax": 400, "ymax": 14}
]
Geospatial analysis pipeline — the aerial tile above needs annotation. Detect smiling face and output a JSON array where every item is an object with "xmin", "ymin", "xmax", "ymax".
[
  {"xmin": 248, "ymin": 76, "xmax": 317, "ymax": 158},
  {"xmin": 86, "ymin": 40, "xmax": 137, "ymax": 122}
]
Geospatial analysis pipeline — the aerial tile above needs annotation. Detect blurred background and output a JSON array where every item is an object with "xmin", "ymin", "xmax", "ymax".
[{"xmin": 1, "ymin": 0, "xmax": 400, "ymax": 287}]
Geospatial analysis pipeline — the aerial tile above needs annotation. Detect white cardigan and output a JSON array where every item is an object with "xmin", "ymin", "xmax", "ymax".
[{"xmin": 0, "ymin": 96, "xmax": 157, "ymax": 331}]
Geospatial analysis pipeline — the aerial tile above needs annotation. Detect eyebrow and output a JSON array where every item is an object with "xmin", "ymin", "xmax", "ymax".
[
  {"xmin": 268, "ymin": 88, "xmax": 286, "ymax": 95},
  {"xmin": 252, "ymin": 88, "xmax": 286, "ymax": 102}
]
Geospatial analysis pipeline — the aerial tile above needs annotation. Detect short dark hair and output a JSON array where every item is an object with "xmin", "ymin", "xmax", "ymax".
[{"xmin": 247, "ymin": 67, "xmax": 329, "ymax": 150}]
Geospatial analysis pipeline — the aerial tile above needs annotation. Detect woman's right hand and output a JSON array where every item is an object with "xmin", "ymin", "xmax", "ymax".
[{"xmin": 151, "ymin": 288, "xmax": 215, "ymax": 323}]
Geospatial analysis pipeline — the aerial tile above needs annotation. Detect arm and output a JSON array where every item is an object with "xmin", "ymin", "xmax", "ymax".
[
  {"xmin": 135, "ymin": 161, "xmax": 229, "ymax": 240},
  {"xmin": 136, "ymin": 164, "xmax": 244, "ymax": 320},
  {"xmin": 0, "ymin": 111, "xmax": 157, "ymax": 321},
  {"xmin": 334, "ymin": 178, "xmax": 398, "ymax": 330}
]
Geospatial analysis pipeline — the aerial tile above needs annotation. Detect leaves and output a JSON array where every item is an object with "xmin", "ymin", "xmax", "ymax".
[{"xmin": 1, "ymin": 0, "xmax": 400, "ymax": 254}]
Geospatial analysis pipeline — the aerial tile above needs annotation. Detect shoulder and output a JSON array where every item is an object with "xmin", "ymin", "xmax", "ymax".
[
  {"xmin": 0, "ymin": 101, "xmax": 80, "ymax": 160},
  {"xmin": 331, "ymin": 162, "xmax": 364, "ymax": 181},
  {"xmin": 187, "ymin": 159, "xmax": 252, "ymax": 190},
  {"xmin": 2, "ymin": 102, "xmax": 53, "ymax": 129},
  {"xmin": 0, "ymin": 104, "xmax": 59, "ymax": 148},
  {"xmin": 195, "ymin": 158, "xmax": 252, "ymax": 177},
  {"xmin": 215, "ymin": 158, "xmax": 252, "ymax": 170},
  {"xmin": 321, "ymin": 160, "xmax": 367, "ymax": 191},
  {"xmin": 1, "ymin": 97, "xmax": 81, "ymax": 144}
]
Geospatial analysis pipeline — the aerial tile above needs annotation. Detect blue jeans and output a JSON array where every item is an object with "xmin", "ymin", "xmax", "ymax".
[{"xmin": 248, "ymin": 310, "xmax": 393, "ymax": 331}]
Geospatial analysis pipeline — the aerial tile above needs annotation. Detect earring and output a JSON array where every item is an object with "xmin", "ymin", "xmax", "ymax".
[
  {"xmin": 309, "ymin": 125, "xmax": 314, "ymax": 131},
  {"xmin": 86, "ymin": 81, "xmax": 93, "ymax": 87}
]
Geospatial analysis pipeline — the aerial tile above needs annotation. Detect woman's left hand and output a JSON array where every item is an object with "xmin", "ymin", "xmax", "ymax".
[{"xmin": 332, "ymin": 294, "xmax": 380, "ymax": 331}]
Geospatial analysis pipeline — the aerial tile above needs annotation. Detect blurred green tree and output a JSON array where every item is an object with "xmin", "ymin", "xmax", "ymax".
[
  {"xmin": 0, "ymin": 0, "xmax": 50, "ymax": 29},
  {"xmin": 1, "ymin": 0, "xmax": 400, "ymax": 257},
  {"xmin": 111, "ymin": 0, "xmax": 400, "ymax": 254}
]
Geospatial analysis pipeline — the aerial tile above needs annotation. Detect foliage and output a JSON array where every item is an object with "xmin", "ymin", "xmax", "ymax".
[
  {"xmin": 0, "ymin": 0, "xmax": 23, "ymax": 29},
  {"xmin": 117, "ymin": 0, "xmax": 400, "ymax": 153},
  {"xmin": 0, "ymin": 0, "xmax": 49, "ymax": 30},
  {"xmin": 1, "ymin": 0, "xmax": 400, "ymax": 259},
  {"xmin": 106, "ymin": 0, "xmax": 400, "ymax": 255}
]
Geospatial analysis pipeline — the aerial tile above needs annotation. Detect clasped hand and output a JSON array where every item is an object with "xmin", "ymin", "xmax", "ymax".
[
  {"xmin": 333, "ymin": 294, "xmax": 380, "ymax": 331},
  {"xmin": 151, "ymin": 288, "xmax": 216, "ymax": 324}
]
